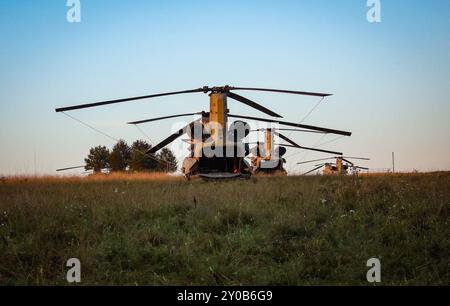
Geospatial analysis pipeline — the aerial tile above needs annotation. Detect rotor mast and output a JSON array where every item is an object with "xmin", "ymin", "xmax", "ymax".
[
  {"xmin": 209, "ymin": 90, "xmax": 228, "ymax": 147},
  {"xmin": 264, "ymin": 129, "xmax": 273, "ymax": 160},
  {"xmin": 336, "ymin": 157, "xmax": 344, "ymax": 174}
]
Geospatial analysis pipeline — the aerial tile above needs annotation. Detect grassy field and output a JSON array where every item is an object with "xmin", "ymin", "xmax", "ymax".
[{"xmin": 0, "ymin": 172, "xmax": 448, "ymax": 285}]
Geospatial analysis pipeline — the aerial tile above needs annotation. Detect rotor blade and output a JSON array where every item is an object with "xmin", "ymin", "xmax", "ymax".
[
  {"xmin": 228, "ymin": 114, "xmax": 351, "ymax": 136},
  {"xmin": 250, "ymin": 128, "xmax": 325, "ymax": 134},
  {"xmin": 147, "ymin": 121, "xmax": 197, "ymax": 154},
  {"xmin": 227, "ymin": 92, "xmax": 282, "ymax": 118},
  {"xmin": 56, "ymin": 165, "xmax": 86, "ymax": 172},
  {"xmin": 341, "ymin": 158, "xmax": 354, "ymax": 165},
  {"xmin": 341, "ymin": 156, "xmax": 371, "ymax": 161},
  {"xmin": 304, "ymin": 164, "xmax": 326, "ymax": 175},
  {"xmin": 281, "ymin": 144, "xmax": 342, "ymax": 155},
  {"xmin": 297, "ymin": 157, "xmax": 335, "ymax": 165},
  {"xmin": 127, "ymin": 112, "xmax": 204, "ymax": 125},
  {"xmin": 247, "ymin": 142, "xmax": 341, "ymax": 156},
  {"xmin": 55, "ymin": 88, "xmax": 205, "ymax": 112},
  {"xmin": 230, "ymin": 87, "xmax": 332, "ymax": 97},
  {"xmin": 315, "ymin": 163, "xmax": 334, "ymax": 167},
  {"xmin": 276, "ymin": 128, "xmax": 326, "ymax": 134},
  {"xmin": 353, "ymin": 166, "xmax": 369, "ymax": 170},
  {"xmin": 274, "ymin": 132, "xmax": 299, "ymax": 147}
]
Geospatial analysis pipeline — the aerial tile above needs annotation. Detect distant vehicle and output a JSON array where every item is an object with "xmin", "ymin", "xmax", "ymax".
[{"xmin": 298, "ymin": 156, "xmax": 370, "ymax": 175}]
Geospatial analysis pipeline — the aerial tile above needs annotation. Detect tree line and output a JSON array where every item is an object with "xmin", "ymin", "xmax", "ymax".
[{"xmin": 84, "ymin": 139, "xmax": 178, "ymax": 173}]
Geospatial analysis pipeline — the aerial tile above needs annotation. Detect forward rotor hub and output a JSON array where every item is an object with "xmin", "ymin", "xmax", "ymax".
[{"xmin": 202, "ymin": 85, "xmax": 233, "ymax": 94}]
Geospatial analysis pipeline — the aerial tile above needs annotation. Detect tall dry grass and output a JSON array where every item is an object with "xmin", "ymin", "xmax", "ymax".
[
  {"xmin": 0, "ymin": 172, "xmax": 448, "ymax": 285},
  {"xmin": 0, "ymin": 172, "xmax": 183, "ymax": 185}
]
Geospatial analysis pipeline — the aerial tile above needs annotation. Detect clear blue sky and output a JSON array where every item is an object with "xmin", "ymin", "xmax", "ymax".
[{"xmin": 0, "ymin": 0, "xmax": 449, "ymax": 175}]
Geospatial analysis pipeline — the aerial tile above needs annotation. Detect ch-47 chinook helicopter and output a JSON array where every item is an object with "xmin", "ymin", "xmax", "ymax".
[
  {"xmin": 248, "ymin": 128, "xmax": 343, "ymax": 175},
  {"xmin": 298, "ymin": 156, "xmax": 370, "ymax": 175},
  {"xmin": 55, "ymin": 85, "xmax": 352, "ymax": 180}
]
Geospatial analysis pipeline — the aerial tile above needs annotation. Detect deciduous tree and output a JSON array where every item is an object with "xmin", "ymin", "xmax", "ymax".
[
  {"xmin": 129, "ymin": 140, "xmax": 158, "ymax": 171},
  {"xmin": 84, "ymin": 145, "xmax": 110, "ymax": 173},
  {"xmin": 109, "ymin": 139, "xmax": 131, "ymax": 172},
  {"xmin": 157, "ymin": 147, "xmax": 178, "ymax": 173}
]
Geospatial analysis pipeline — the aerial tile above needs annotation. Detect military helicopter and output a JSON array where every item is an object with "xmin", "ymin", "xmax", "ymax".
[
  {"xmin": 298, "ymin": 156, "xmax": 370, "ymax": 175},
  {"xmin": 55, "ymin": 85, "xmax": 352, "ymax": 180},
  {"xmin": 247, "ymin": 128, "xmax": 343, "ymax": 175}
]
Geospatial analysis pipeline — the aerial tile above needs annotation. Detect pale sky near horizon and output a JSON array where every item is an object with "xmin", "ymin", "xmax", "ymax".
[{"xmin": 0, "ymin": 0, "xmax": 449, "ymax": 175}]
